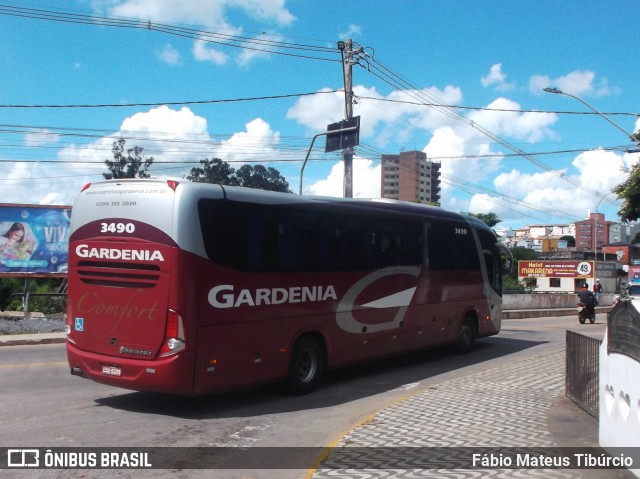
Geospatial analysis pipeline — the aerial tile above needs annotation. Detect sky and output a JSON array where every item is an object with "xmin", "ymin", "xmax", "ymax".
[{"xmin": 0, "ymin": 0, "xmax": 639, "ymax": 231}]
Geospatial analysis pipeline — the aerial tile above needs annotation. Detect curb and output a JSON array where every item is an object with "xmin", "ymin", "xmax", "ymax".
[{"xmin": 0, "ymin": 332, "xmax": 66, "ymax": 347}]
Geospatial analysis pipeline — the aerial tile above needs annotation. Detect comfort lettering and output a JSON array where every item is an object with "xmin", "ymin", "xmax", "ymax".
[{"xmin": 76, "ymin": 290, "xmax": 161, "ymax": 322}]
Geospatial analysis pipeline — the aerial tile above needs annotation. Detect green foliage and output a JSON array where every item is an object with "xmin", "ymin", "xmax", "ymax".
[
  {"xmin": 560, "ymin": 235, "xmax": 575, "ymax": 247},
  {"xmin": 613, "ymin": 164, "xmax": 640, "ymax": 222},
  {"xmin": 186, "ymin": 158, "xmax": 238, "ymax": 185},
  {"xmin": 104, "ymin": 139, "xmax": 154, "ymax": 180},
  {"xmin": 503, "ymin": 247, "xmax": 539, "ymax": 291},
  {"xmin": 234, "ymin": 164, "xmax": 291, "ymax": 193},
  {"xmin": 0, "ymin": 278, "xmax": 66, "ymax": 313},
  {"xmin": 186, "ymin": 158, "xmax": 291, "ymax": 193},
  {"xmin": 465, "ymin": 212, "xmax": 502, "ymax": 227},
  {"xmin": 0, "ymin": 277, "xmax": 22, "ymax": 311},
  {"xmin": 503, "ymin": 274, "xmax": 526, "ymax": 293}
]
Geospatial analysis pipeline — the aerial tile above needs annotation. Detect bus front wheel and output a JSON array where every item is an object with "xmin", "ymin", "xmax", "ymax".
[
  {"xmin": 455, "ymin": 316, "xmax": 476, "ymax": 354},
  {"xmin": 286, "ymin": 335, "xmax": 325, "ymax": 395}
]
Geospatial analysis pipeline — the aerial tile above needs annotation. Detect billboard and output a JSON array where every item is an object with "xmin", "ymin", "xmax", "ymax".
[
  {"xmin": 518, "ymin": 260, "xmax": 594, "ymax": 278},
  {"xmin": 629, "ymin": 266, "xmax": 640, "ymax": 284},
  {"xmin": 0, "ymin": 204, "xmax": 71, "ymax": 275}
]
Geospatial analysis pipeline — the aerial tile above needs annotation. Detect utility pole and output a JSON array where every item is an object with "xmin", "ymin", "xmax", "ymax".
[{"xmin": 339, "ymin": 39, "xmax": 354, "ymax": 198}]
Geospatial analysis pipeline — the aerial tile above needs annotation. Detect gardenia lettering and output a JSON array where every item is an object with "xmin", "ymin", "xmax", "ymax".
[
  {"xmin": 209, "ymin": 284, "xmax": 337, "ymax": 309},
  {"xmin": 75, "ymin": 244, "xmax": 164, "ymax": 261}
]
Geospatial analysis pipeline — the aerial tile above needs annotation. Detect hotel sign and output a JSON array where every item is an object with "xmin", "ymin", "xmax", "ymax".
[{"xmin": 518, "ymin": 260, "xmax": 594, "ymax": 278}]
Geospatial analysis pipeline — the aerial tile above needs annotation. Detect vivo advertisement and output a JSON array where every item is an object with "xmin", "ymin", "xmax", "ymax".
[{"xmin": 0, "ymin": 205, "xmax": 71, "ymax": 274}]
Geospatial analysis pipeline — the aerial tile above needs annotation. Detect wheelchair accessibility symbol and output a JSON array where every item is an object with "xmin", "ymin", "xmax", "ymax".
[{"xmin": 74, "ymin": 317, "xmax": 84, "ymax": 332}]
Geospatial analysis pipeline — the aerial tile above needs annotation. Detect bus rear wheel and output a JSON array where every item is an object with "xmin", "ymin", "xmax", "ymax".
[
  {"xmin": 455, "ymin": 316, "xmax": 476, "ymax": 354},
  {"xmin": 286, "ymin": 335, "xmax": 325, "ymax": 395}
]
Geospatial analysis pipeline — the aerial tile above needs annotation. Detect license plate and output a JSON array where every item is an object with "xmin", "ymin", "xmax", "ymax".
[{"xmin": 102, "ymin": 365, "xmax": 122, "ymax": 377}]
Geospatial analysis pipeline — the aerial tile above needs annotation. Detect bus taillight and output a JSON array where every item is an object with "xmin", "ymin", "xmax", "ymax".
[
  {"xmin": 160, "ymin": 309, "xmax": 186, "ymax": 358},
  {"xmin": 65, "ymin": 319, "xmax": 76, "ymax": 345}
]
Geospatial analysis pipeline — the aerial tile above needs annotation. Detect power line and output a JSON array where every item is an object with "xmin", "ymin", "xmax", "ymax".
[
  {"xmin": 0, "ymin": 3, "xmax": 340, "ymax": 62},
  {"xmin": 357, "ymin": 95, "xmax": 640, "ymax": 118},
  {"xmin": 350, "ymin": 41, "xmax": 618, "ymax": 204},
  {"xmin": 0, "ymin": 90, "xmax": 341, "ymax": 109}
]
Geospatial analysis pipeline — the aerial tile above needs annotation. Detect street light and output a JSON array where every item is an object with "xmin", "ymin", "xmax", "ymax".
[
  {"xmin": 543, "ymin": 87, "xmax": 640, "ymax": 145},
  {"xmin": 594, "ymin": 191, "xmax": 615, "ymax": 260}
]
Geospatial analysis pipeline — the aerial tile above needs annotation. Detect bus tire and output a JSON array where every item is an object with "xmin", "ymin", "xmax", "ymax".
[
  {"xmin": 455, "ymin": 316, "xmax": 476, "ymax": 354},
  {"xmin": 286, "ymin": 335, "xmax": 325, "ymax": 395}
]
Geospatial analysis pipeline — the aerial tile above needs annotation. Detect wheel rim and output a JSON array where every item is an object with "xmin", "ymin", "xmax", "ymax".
[
  {"xmin": 459, "ymin": 323, "xmax": 472, "ymax": 347},
  {"xmin": 297, "ymin": 348, "xmax": 318, "ymax": 383}
]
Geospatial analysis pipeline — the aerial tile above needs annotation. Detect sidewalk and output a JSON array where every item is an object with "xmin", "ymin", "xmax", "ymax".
[{"xmin": 310, "ymin": 350, "xmax": 635, "ymax": 479}]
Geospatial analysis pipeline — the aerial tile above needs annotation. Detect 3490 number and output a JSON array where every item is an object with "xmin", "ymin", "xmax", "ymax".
[{"xmin": 100, "ymin": 222, "xmax": 135, "ymax": 234}]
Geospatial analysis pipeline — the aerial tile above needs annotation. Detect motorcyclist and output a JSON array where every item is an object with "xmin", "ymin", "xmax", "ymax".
[{"xmin": 577, "ymin": 283, "xmax": 596, "ymax": 316}]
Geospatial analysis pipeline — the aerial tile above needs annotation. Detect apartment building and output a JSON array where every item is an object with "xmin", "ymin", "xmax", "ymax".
[{"xmin": 380, "ymin": 150, "xmax": 441, "ymax": 205}]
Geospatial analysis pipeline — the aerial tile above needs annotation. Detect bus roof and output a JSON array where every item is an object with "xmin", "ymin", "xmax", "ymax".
[{"xmin": 80, "ymin": 179, "xmax": 491, "ymax": 231}]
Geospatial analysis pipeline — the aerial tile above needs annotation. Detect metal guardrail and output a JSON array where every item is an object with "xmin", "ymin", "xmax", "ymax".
[{"xmin": 565, "ymin": 330, "xmax": 602, "ymax": 418}]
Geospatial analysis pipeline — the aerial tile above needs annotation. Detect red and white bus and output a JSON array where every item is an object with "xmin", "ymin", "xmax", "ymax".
[{"xmin": 66, "ymin": 179, "xmax": 509, "ymax": 395}]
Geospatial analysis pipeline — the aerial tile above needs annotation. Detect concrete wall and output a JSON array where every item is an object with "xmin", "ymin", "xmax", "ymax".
[{"xmin": 503, "ymin": 293, "xmax": 613, "ymax": 309}]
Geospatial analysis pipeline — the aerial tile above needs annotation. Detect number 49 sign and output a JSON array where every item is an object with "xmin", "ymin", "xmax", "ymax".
[{"xmin": 577, "ymin": 261, "xmax": 593, "ymax": 276}]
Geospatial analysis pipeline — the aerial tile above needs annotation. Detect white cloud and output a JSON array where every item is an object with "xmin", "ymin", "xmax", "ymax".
[
  {"xmin": 486, "ymin": 148, "xmax": 630, "ymax": 223},
  {"xmin": 102, "ymin": 0, "xmax": 294, "ymax": 28},
  {"xmin": 97, "ymin": 0, "xmax": 295, "ymax": 66},
  {"xmin": 481, "ymin": 63, "xmax": 515, "ymax": 91},
  {"xmin": 529, "ymin": 69, "xmax": 613, "ymax": 97},
  {"xmin": 306, "ymin": 157, "xmax": 381, "ymax": 198},
  {"xmin": 213, "ymin": 118, "xmax": 281, "ymax": 163},
  {"xmin": 55, "ymin": 106, "xmax": 213, "ymax": 195},
  {"xmin": 339, "ymin": 24, "xmax": 362, "ymax": 40},
  {"xmin": 158, "ymin": 44, "xmax": 181, "ymax": 66},
  {"xmin": 23, "ymin": 129, "xmax": 61, "ymax": 147},
  {"xmin": 468, "ymin": 97, "xmax": 557, "ymax": 142},
  {"xmin": 287, "ymin": 84, "xmax": 464, "ymax": 146},
  {"xmin": 193, "ymin": 38, "xmax": 229, "ymax": 65},
  {"xmin": 237, "ymin": 33, "xmax": 285, "ymax": 67},
  {"xmin": 120, "ymin": 106, "xmax": 208, "ymax": 137}
]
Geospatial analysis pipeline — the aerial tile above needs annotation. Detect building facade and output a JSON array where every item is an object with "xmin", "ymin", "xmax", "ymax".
[
  {"xmin": 381, "ymin": 150, "xmax": 441, "ymax": 205},
  {"xmin": 574, "ymin": 213, "xmax": 609, "ymax": 250}
]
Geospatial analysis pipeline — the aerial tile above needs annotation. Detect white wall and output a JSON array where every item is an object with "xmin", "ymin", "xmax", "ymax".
[{"xmin": 599, "ymin": 299, "xmax": 640, "ymax": 477}]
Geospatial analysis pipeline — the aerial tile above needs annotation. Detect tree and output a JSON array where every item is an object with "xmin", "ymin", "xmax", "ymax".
[
  {"xmin": 613, "ymin": 165, "xmax": 640, "ymax": 222},
  {"xmin": 234, "ymin": 164, "xmax": 291, "ymax": 193},
  {"xmin": 465, "ymin": 212, "xmax": 502, "ymax": 227},
  {"xmin": 560, "ymin": 235, "xmax": 575, "ymax": 247},
  {"xmin": 103, "ymin": 139, "xmax": 154, "ymax": 180},
  {"xmin": 186, "ymin": 159, "xmax": 291, "ymax": 193},
  {"xmin": 186, "ymin": 158, "xmax": 238, "ymax": 185},
  {"xmin": 503, "ymin": 246, "xmax": 539, "ymax": 293}
]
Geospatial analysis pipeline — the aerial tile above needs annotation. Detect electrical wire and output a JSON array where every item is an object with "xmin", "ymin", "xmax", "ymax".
[
  {"xmin": 350, "ymin": 40, "xmax": 623, "ymax": 207},
  {"xmin": 0, "ymin": 3, "xmax": 340, "ymax": 62}
]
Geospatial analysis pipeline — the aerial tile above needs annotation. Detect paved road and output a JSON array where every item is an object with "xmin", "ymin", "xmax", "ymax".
[{"xmin": 2, "ymin": 315, "xmax": 635, "ymax": 479}]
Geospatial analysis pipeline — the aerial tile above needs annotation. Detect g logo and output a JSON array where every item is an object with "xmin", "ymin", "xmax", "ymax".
[{"xmin": 336, "ymin": 266, "xmax": 420, "ymax": 334}]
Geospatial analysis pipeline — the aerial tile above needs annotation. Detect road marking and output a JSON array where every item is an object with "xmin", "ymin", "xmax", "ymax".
[
  {"xmin": 392, "ymin": 382, "xmax": 420, "ymax": 391},
  {"xmin": 0, "ymin": 361, "xmax": 67, "ymax": 369}
]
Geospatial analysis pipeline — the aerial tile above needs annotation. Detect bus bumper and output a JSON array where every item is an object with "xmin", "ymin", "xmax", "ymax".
[{"xmin": 66, "ymin": 341, "xmax": 195, "ymax": 395}]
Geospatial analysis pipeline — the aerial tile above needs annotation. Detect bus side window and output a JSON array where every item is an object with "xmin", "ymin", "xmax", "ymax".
[
  {"xmin": 198, "ymin": 199, "xmax": 249, "ymax": 270},
  {"xmin": 427, "ymin": 223, "xmax": 480, "ymax": 271},
  {"xmin": 287, "ymin": 211, "xmax": 329, "ymax": 272},
  {"xmin": 373, "ymin": 221, "xmax": 423, "ymax": 267}
]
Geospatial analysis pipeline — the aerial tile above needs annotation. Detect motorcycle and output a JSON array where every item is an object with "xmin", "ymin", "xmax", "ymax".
[{"xmin": 577, "ymin": 302, "xmax": 596, "ymax": 324}]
